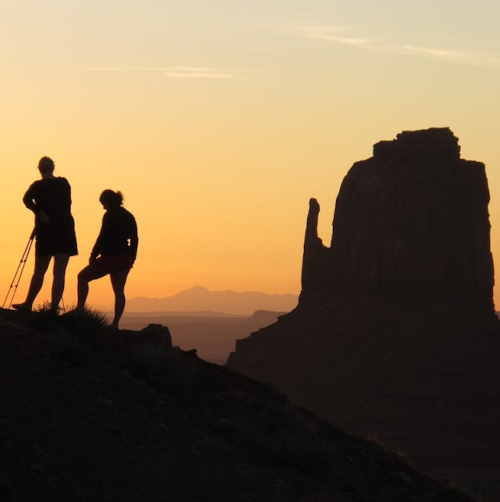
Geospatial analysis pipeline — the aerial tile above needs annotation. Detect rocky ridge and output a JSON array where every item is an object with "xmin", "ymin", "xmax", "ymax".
[{"xmin": 0, "ymin": 307, "xmax": 471, "ymax": 502}]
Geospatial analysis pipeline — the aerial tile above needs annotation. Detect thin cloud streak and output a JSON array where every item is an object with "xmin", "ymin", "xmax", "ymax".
[
  {"xmin": 299, "ymin": 26, "xmax": 372, "ymax": 47},
  {"xmin": 298, "ymin": 26, "xmax": 500, "ymax": 69},
  {"xmin": 81, "ymin": 66, "xmax": 263, "ymax": 80},
  {"xmin": 399, "ymin": 45, "xmax": 471, "ymax": 60},
  {"xmin": 162, "ymin": 67, "xmax": 254, "ymax": 80}
]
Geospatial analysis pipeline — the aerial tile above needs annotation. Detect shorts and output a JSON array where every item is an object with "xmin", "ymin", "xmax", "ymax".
[
  {"xmin": 35, "ymin": 220, "xmax": 78, "ymax": 257},
  {"xmin": 94, "ymin": 255, "xmax": 134, "ymax": 274}
]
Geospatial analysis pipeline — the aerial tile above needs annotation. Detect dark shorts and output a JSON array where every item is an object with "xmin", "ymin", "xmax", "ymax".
[
  {"xmin": 35, "ymin": 220, "xmax": 78, "ymax": 257},
  {"xmin": 94, "ymin": 255, "xmax": 134, "ymax": 274}
]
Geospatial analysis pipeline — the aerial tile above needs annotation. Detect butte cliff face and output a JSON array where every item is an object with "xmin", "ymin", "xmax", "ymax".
[
  {"xmin": 227, "ymin": 128, "xmax": 500, "ymax": 500},
  {"xmin": 301, "ymin": 127, "xmax": 494, "ymax": 312}
]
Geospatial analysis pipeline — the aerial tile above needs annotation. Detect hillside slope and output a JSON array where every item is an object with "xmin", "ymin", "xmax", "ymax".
[{"xmin": 0, "ymin": 308, "xmax": 471, "ymax": 502}]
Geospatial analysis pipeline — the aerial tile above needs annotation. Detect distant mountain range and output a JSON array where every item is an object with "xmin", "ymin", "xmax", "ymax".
[{"xmin": 127, "ymin": 286, "xmax": 298, "ymax": 315}]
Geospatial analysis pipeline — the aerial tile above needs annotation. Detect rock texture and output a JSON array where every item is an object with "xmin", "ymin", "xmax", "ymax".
[
  {"xmin": 227, "ymin": 128, "xmax": 500, "ymax": 501},
  {"xmin": 301, "ymin": 127, "xmax": 494, "ymax": 312}
]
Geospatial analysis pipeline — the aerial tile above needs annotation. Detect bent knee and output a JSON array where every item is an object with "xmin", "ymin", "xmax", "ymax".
[{"xmin": 77, "ymin": 270, "xmax": 88, "ymax": 282}]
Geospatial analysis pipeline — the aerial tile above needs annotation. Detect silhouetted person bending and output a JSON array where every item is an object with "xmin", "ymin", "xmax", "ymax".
[
  {"xmin": 13, "ymin": 157, "xmax": 78, "ymax": 312},
  {"xmin": 77, "ymin": 190, "xmax": 138, "ymax": 329}
]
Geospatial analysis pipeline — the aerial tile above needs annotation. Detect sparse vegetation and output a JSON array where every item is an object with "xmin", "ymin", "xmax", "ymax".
[
  {"xmin": 60, "ymin": 307, "xmax": 109, "ymax": 340},
  {"xmin": 31, "ymin": 305, "xmax": 110, "ymax": 347},
  {"xmin": 33, "ymin": 303, "xmax": 108, "ymax": 330}
]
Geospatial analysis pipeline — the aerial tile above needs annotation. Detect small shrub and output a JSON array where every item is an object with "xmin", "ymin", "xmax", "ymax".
[
  {"xmin": 59, "ymin": 307, "xmax": 109, "ymax": 345},
  {"xmin": 30, "ymin": 304, "xmax": 109, "ymax": 346},
  {"xmin": 30, "ymin": 302, "xmax": 60, "ymax": 330}
]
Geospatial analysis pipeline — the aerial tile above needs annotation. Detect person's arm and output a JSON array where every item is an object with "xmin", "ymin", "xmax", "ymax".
[
  {"xmin": 90, "ymin": 214, "xmax": 107, "ymax": 261},
  {"xmin": 22, "ymin": 183, "xmax": 39, "ymax": 213},
  {"xmin": 23, "ymin": 183, "xmax": 51, "ymax": 223},
  {"xmin": 61, "ymin": 178, "xmax": 72, "ymax": 210}
]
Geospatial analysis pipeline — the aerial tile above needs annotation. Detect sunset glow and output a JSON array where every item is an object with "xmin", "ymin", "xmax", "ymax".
[{"xmin": 2, "ymin": 0, "xmax": 500, "ymax": 310}]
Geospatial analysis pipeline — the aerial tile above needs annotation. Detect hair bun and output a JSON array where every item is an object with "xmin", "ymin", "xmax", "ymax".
[{"xmin": 100, "ymin": 189, "xmax": 124, "ymax": 207}]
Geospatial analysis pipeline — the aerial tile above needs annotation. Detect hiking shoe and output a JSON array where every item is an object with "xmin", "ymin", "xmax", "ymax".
[{"xmin": 12, "ymin": 303, "xmax": 32, "ymax": 312}]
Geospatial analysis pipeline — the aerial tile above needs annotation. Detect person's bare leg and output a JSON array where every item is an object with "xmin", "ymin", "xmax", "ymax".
[
  {"xmin": 77, "ymin": 265, "xmax": 108, "ymax": 311},
  {"xmin": 110, "ymin": 269, "xmax": 130, "ymax": 329},
  {"xmin": 13, "ymin": 256, "xmax": 51, "ymax": 311},
  {"xmin": 51, "ymin": 254, "xmax": 70, "ymax": 312}
]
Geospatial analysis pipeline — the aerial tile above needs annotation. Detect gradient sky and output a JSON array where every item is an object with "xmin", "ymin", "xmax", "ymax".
[{"xmin": 1, "ymin": 0, "xmax": 500, "ymax": 310}]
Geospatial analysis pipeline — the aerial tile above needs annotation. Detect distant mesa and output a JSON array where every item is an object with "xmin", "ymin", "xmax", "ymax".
[
  {"xmin": 127, "ymin": 286, "xmax": 298, "ymax": 316},
  {"xmin": 227, "ymin": 127, "xmax": 500, "ymax": 497}
]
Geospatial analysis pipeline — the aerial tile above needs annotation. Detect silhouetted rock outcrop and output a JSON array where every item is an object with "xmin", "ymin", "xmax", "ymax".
[
  {"xmin": 227, "ymin": 128, "xmax": 500, "ymax": 501},
  {"xmin": 114, "ymin": 323, "xmax": 173, "ymax": 351},
  {"xmin": 301, "ymin": 127, "xmax": 494, "ymax": 312}
]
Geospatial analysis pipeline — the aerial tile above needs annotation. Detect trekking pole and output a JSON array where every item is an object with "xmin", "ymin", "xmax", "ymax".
[{"xmin": 2, "ymin": 229, "xmax": 35, "ymax": 309}]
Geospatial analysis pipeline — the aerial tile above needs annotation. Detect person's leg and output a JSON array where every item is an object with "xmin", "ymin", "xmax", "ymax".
[
  {"xmin": 51, "ymin": 254, "xmax": 70, "ymax": 312},
  {"xmin": 110, "ymin": 269, "xmax": 130, "ymax": 329},
  {"xmin": 13, "ymin": 256, "xmax": 51, "ymax": 310},
  {"xmin": 77, "ymin": 265, "xmax": 108, "ymax": 311}
]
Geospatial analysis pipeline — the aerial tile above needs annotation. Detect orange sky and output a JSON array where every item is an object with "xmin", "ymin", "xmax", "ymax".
[{"xmin": 1, "ymin": 1, "xmax": 500, "ymax": 311}]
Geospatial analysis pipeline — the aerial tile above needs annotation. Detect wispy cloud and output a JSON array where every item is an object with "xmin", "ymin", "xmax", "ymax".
[
  {"xmin": 397, "ymin": 45, "xmax": 471, "ymax": 60},
  {"xmin": 299, "ymin": 26, "xmax": 372, "ymax": 47},
  {"xmin": 81, "ymin": 66, "xmax": 263, "ymax": 81},
  {"xmin": 296, "ymin": 25, "xmax": 500, "ymax": 69},
  {"xmin": 161, "ymin": 67, "xmax": 256, "ymax": 80}
]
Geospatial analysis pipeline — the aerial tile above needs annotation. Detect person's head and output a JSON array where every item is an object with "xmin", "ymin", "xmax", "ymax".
[
  {"xmin": 38, "ymin": 157, "xmax": 55, "ymax": 177},
  {"xmin": 99, "ymin": 189, "xmax": 124, "ymax": 210}
]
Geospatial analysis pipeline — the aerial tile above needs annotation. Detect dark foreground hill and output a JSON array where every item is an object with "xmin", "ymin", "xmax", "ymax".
[{"xmin": 0, "ymin": 309, "xmax": 471, "ymax": 502}]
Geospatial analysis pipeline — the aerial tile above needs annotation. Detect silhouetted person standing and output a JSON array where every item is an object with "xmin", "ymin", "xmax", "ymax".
[
  {"xmin": 13, "ymin": 157, "xmax": 78, "ymax": 312},
  {"xmin": 77, "ymin": 190, "xmax": 138, "ymax": 329}
]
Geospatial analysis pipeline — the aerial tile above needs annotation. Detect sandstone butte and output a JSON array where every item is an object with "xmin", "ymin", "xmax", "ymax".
[{"xmin": 226, "ymin": 127, "xmax": 500, "ymax": 501}]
